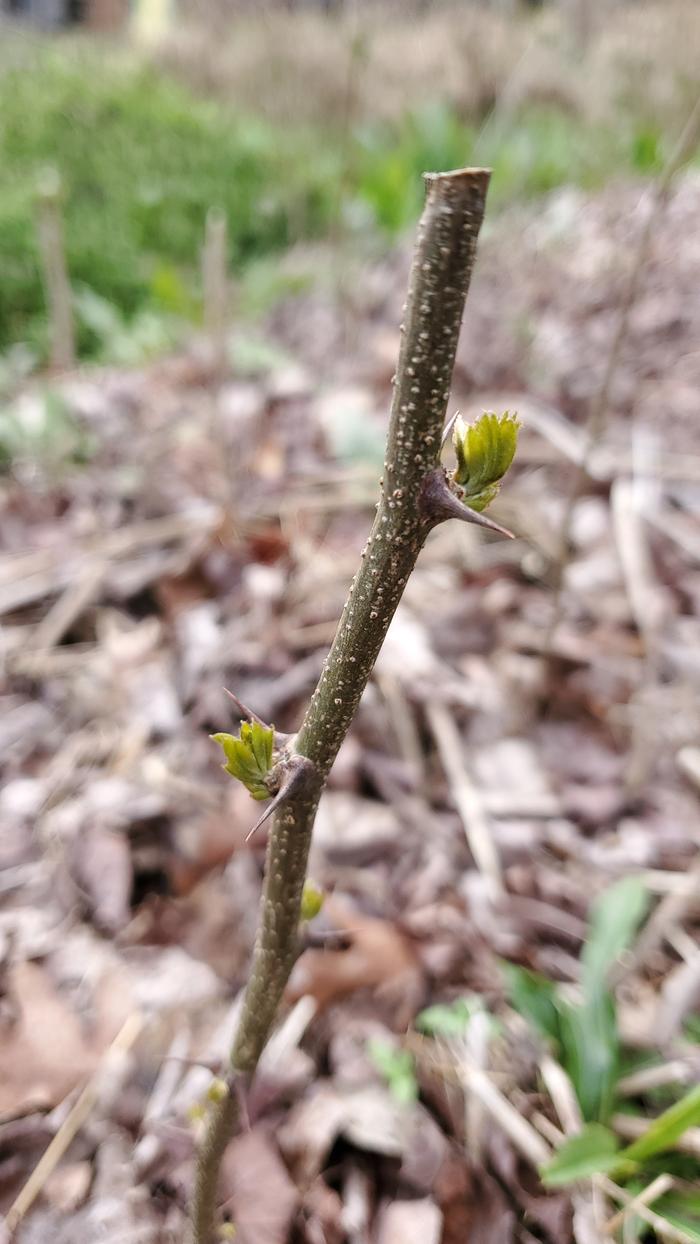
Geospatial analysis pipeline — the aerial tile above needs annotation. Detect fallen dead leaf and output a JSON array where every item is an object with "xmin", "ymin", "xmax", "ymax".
[
  {"xmin": 72, "ymin": 825, "xmax": 133, "ymax": 935},
  {"xmin": 435, "ymin": 1154, "xmax": 515, "ymax": 1244},
  {"xmin": 0, "ymin": 962, "xmax": 100, "ymax": 1119},
  {"xmin": 279, "ymin": 1072, "xmax": 447, "ymax": 1196},
  {"xmin": 286, "ymin": 899, "xmax": 423, "ymax": 1022},
  {"xmin": 301, "ymin": 1178, "xmax": 343, "ymax": 1244},
  {"xmin": 219, "ymin": 1127, "xmax": 298, "ymax": 1244},
  {"xmin": 489, "ymin": 1133, "xmax": 573, "ymax": 1243},
  {"xmin": 375, "ymin": 1197, "xmax": 442, "ymax": 1244},
  {"xmin": 43, "ymin": 1161, "xmax": 92, "ymax": 1215}
]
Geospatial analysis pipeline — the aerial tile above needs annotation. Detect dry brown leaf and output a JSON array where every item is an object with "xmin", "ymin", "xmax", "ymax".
[
  {"xmin": 436, "ymin": 1155, "xmax": 515, "ymax": 1244},
  {"xmin": 376, "ymin": 1197, "xmax": 442, "ymax": 1244},
  {"xmin": 0, "ymin": 962, "xmax": 99, "ymax": 1119},
  {"xmin": 219, "ymin": 1128, "xmax": 298, "ymax": 1244},
  {"xmin": 490, "ymin": 1134, "xmax": 573, "ymax": 1243},
  {"xmin": 286, "ymin": 899, "xmax": 423, "ymax": 1019},
  {"xmin": 43, "ymin": 1161, "xmax": 92, "ymax": 1215},
  {"xmin": 72, "ymin": 825, "xmax": 133, "ymax": 934},
  {"xmin": 301, "ymin": 1178, "xmax": 343, "ymax": 1244}
]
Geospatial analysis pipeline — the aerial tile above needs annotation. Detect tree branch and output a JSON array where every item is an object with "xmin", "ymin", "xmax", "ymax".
[{"xmin": 191, "ymin": 166, "xmax": 491, "ymax": 1243}]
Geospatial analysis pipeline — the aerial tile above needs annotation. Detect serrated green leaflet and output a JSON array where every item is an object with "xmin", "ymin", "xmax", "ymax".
[
  {"xmin": 452, "ymin": 411, "xmax": 520, "ymax": 511},
  {"xmin": 211, "ymin": 721, "xmax": 275, "ymax": 800}
]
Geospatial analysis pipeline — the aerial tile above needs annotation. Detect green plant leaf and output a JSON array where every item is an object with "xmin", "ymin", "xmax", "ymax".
[
  {"xmin": 557, "ymin": 993, "xmax": 619, "ymax": 1123},
  {"xmin": 368, "ymin": 1039, "xmax": 418, "ymax": 1105},
  {"xmin": 540, "ymin": 1123, "xmax": 620, "ymax": 1186},
  {"xmin": 502, "ymin": 963, "xmax": 561, "ymax": 1043},
  {"xmin": 582, "ymin": 876, "xmax": 648, "ymax": 997},
  {"xmin": 549, "ymin": 877, "xmax": 648, "ymax": 1123},
  {"xmin": 452, "ymin": 411, "xmax": 520, "ymax": 511},
  {"xmin": 655, "ymin": 1191, "xmax": 700, "ymax": 1244},
  {"xmin": 416, "ymin": 996, "xmax": 481, "ymax": 1038},
  {"xmin": 619, "ymin": 1083, "xmax": 700, "ymax": 1165}
]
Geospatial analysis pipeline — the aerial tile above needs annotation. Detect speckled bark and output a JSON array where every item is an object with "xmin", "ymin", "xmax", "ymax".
[
  {"xmin": 191, "ymin": 168, "xmax": 490, "ymax": 1244},
  {"xmin": 296, "ymin": 168, "xmax": 491, "ymax": 772}
]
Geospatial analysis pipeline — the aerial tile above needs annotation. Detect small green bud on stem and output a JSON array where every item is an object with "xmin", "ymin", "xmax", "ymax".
[
  {"xmin": 210, "ymin": 721, "xmax": 275, "ymax": 800},
  {"xmin": 452, "ymin": 411, "xmax": 520, "ymax": 511},
  {"xmin": 300, "ymin": 879, "xmax": 325, "ymax": 922},
  {"xmin": 206, "ymin": 1078, "xmax": 230, "ymax": 1105}
]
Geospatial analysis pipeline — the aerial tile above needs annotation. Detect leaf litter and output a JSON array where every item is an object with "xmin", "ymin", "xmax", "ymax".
[{"xmin": 0, "ymin": 177, "xmax": 699, "ymax": 1240}]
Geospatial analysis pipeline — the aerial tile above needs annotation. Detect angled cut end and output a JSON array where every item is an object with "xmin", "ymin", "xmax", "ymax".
[
  {"xmin": 422, "ymin": 168, "xmax": 491, "ymax": 220},
  {"xmin": 424, "ymin": 166, "xmax": 492, "ymax": 184}
]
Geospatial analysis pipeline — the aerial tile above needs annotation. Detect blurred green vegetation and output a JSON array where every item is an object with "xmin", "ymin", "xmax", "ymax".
[
  {"xmin": 0, "ymin": 48, "xmax": 335, "ymax": 358},
  {"xmin": 0, "ymin": 43, "xmax": 685, "ymax": 361}
]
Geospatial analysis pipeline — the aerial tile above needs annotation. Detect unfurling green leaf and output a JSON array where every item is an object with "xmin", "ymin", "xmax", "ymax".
[
  {"xmin": 211, "ymin": 720, "xmax": 275, "ymax": 800},
  {"xmin": 452, "ymin": 411, "xmax": 520, "ymax": 511},
  {"xmin": 300, "ymin": 879, "xmax": 324, "ymax": 922},
  {"xmin": 582, "ymin": 876, "xmax": 648, "ymax": 998}
]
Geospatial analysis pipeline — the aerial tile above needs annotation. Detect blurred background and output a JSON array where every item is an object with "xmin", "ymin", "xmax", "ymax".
[{"xmin": 1, "ymin": 2, "xmax": 700, "ymax": 1242}]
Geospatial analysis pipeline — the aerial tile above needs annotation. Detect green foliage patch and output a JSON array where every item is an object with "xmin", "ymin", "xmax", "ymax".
[
  {"xmin": 0, "ymin": 41, "xmax": 691, "ymax": 362},
  {"xmin": 0, "ymin": 44, "xmax": 336, "ymax": 357}
]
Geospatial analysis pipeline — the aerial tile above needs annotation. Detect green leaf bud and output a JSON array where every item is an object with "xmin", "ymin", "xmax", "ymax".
[
  {"xmin": 300, "ymin": 879, "xmax": 324, "ymax": 922},
  {"xmin": 210, "ymin": 720, "xmax": 275, "ymax": 800},
  {"xmin": 452, "ymin": 411, "xmax": 520, "ymax": 511}
]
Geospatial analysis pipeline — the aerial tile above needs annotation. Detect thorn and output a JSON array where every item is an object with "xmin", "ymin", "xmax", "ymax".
[
  {"xmin": 244, "ymin": 796, "xmax": 279, "ymax": 843},
  {"xmin": 223, "ymin": 688, "xmax": 268, "ymax": 727},
  {"xmin": 244, "ymin": 754, "xmax": 317, "ymax": 842},
  {"xmin": 223, "ymin": 688, "xmax": 292, "ymax": 746},
  {"xmin": 441, "ymin": 409, "xmax": 460, "ymax": 451},
  {"xmin": 419, "ymin": 467, "xmax": 515, "ymax": 538}
]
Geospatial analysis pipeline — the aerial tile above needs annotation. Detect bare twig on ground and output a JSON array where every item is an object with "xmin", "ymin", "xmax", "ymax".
[
  {"xmin": 455, "ymin": 1052, "xmax": 551, "ymax": 1168},
  {"xmin": 595, "ymin": 1174, "xmax": 694, "ymax": 1244},
  {"xmin": 427, "ymin": 701, "xmax": 503, "ymax": 896},
  {"xmin": 605, "ymin": 1173, "xmax": 674, "ymax": 1237}
]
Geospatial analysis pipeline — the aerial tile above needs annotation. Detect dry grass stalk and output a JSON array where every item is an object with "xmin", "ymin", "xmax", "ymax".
[
  {"xmin": 427, "ymin": 701, "xmax": 504, "ymax": 896},
  {"xmin": 202, "ymin": 206, "xmax": 229, "ymax": 378},
  {"xmin": 5, "ymin": 1014, "xmax": 143, "ymax": 1235},
  {"xmin": 595, "ymin": 1174, "xmax": 694, "ymax": 1244},
  {"xmin": 36, "ymin": 169, "xmax": 76, "ymax": 372}
]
